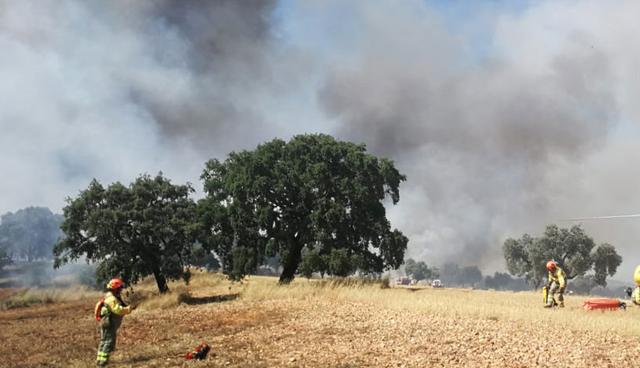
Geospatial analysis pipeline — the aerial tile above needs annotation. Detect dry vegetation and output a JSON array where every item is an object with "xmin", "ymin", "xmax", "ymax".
[
  {"xmin": 0, "ymin": 286, "xmax": 99, "ymax": 310},
  {"xmin": 1, "ymin": 273, "xmax": 640, "ymax": 367}
]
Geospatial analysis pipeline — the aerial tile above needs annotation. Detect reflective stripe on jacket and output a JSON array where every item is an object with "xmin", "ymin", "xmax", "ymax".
[
  {"xmin": 633, "ymin": 287, "xmax": 640, "ymax": 305},
  {"xmin": 548, "ymin": 267, "xmax": 566, "ymax": 289}
]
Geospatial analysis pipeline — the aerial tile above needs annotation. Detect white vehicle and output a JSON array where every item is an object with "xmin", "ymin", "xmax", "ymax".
[{"xmin": 431, "ymin": 279, "xmax": 443, "ymax": 288}]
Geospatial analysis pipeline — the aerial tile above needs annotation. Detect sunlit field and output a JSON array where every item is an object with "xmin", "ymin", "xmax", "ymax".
[
  {"xmin": 243, "ymin": 277, "xmax": 640, "ymax": 335},
  {"xmin": 1, "ymin": 273, "xmax": 639, "ymax": 367}
]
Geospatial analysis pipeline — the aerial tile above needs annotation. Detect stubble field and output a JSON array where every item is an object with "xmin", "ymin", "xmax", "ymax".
[{"xmin": 1, "ymin": 273, "xmax": 639, "ymax": 368}]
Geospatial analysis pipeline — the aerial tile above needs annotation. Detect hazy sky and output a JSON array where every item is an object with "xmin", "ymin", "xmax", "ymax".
[{"xmin": 2, "ymin": 0, "xmax": 640, "ymax": 278}]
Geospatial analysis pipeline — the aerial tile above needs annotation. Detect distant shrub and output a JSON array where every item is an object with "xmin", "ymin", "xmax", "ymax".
[
  {"xmin": 314, "ymin": 277, "xmax": 383, "ymax": 289},
  {"xmin": 380, "ymin": 276, "xmax": 390, "ymax": 289}
]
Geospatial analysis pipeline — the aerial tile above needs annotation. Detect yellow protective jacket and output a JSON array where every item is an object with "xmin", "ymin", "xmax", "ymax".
[
  {"xmin": 548, "ymin": 267, "xmax": 566, "ymax": 289},
  {"xmin": 100, "ymin": 291, "xmax": 131, "ymax": 318},
  {"xmin": 632, "ymin": 287, "xmax": 640, "ymax": 305}
]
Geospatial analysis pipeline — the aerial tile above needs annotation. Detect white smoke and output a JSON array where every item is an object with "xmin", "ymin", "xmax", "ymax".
[{"xmin": 2, "ymin": 0, "xmax": 640, "ymax": 278}]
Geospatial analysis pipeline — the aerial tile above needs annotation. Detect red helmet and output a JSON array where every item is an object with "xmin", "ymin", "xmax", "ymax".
[
  {"xmin": 106, "ymin": 278, "xmax": 125, "ymax": 291},
  {"xmin": 546, "ymin": 260, "xmax": 557, "ymax": 271}
]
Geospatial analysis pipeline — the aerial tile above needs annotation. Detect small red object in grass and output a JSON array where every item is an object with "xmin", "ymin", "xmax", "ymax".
[
  {"xmin": 582, "ymin": 298, "xmax": 626, "ymax": 311},
  {"xmin": 185, "ymin": 342, "xmax": 211, "ymax": 360}
]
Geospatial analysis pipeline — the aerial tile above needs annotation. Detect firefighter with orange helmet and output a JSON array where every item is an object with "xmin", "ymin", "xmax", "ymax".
[
  {"xmin": 544, "ymin": 260, "xmax": 566, "ymax": 308},
  {"xmin": 96, "ymin": 278, "xmax": 132, "ymax": 367}
]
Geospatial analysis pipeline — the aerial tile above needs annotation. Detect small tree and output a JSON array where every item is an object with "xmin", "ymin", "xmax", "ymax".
[
  {"xmin": 503, "ymin": 225, "xmax": 622, "ymax": 287},
  {"xmin": 404, "ymin": 258, "xmax": 434, "ymax": 281},
  {"xmin": 592, "ymin": 243, "xmax": 622, "ymax": 287},
  {"xmin": 54, "ymin": 174, "xmax": 198, "ymax": 293}
]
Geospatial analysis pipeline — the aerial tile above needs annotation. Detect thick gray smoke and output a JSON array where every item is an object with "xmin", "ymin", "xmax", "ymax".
[
  {"xmin": 318, "ymin": 2, "xmax": 620, "ymax": 267},
  {"xmin": 313, "ymin": 0, "xmax": 640, "ymax": 276},
  {"xmin": 3, "ymin": 0, "xmax": 640, "ymax": 278},
  {"xmin": 0, "ymin": 0, "xmax": 302, "ymax": 210},
  {"xmin": 106, "ymin": 0, "xmax": 279, "ymax": 149}
]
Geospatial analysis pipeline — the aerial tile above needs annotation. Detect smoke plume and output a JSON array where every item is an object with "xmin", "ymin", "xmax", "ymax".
[{"xmin": 2, "ymin": 0, "xmax": 640, "ymax": 277}]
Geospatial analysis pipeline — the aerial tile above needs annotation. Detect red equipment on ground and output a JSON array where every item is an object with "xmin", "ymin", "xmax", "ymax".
[
  {"xmin": 185, "ymin": 342, "xmax": 211, "ymax": 360},
  {"xmin": 582, "ymin": 298, "xmax": 626, "ymax": 311}
]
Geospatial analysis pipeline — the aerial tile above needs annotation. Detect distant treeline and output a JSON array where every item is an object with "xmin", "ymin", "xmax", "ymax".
[
  {"xmin": 0, "ymin": 207, "xmax": 62, "ymax": 263},
  {"xmin": 401, "ymin": 257, "xmax": 627, "ymax": 297},
  {"xmin": 402, "ymin": 258, "xmax": 528, "ymax": 291}
]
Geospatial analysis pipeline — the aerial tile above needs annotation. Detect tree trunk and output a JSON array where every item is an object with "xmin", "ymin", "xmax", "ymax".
[
  {"xmin": 279, "ymin": 241, "xmax": 303, "ymax": 284},
  {"xmin": 153, "ymin": 267, "xmax": 169, "ymax": 293}
]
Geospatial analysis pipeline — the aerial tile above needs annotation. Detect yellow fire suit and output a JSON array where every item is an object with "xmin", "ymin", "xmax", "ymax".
[
  {"xmin": 96, "ymin": 291, "xmax": 131, "ymax": 366},
  {"xmin": 546, "ymin": 267, "xmax": 566, "ymax": 307}
]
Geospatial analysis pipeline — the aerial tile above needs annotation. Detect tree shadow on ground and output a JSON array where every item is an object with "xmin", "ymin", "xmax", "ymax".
[{"xmin": 180, "ymin": 293, "xmax": 240, "ymax": 305}]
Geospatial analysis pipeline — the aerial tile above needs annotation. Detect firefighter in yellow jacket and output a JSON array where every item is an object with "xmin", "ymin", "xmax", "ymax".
[
  {"xmin": 96, "ymin": 278, "xmax": 132, "ymax": 367},
  {"xmin": 632, "ymin": 265, "xmax": 640, "ymax": 306},
  {"xmin": 545, "ymin": 260, "xmax": 566, "ymax": 308}
]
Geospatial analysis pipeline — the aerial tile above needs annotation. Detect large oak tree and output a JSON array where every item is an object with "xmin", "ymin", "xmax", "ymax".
[
  {"xmin": 54, "ymin": 174, "xmax": 197, "ymax": 293},
  {"xmin": 198, "ymin": 134, "xmax": 408, "ymax": 283}
]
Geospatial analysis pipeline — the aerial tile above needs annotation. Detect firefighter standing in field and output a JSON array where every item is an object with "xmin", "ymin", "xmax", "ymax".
[
  {"xmin": 96, "ymin": 278, "xmax": 132, "ymax": 367},
  {"xmin": 544, "ymin": 260, "xmax": 566, "ymax": 308}
]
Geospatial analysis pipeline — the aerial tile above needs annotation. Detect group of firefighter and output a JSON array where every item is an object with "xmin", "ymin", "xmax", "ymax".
[{"xmin": 93, "ymin": 262, "xmax": 640, "ymax": 366}]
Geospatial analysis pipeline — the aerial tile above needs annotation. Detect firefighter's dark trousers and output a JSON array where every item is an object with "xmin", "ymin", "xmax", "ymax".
[{"xmin": 97, "ymin": 316, "xmax": 122, "ymax": 366}]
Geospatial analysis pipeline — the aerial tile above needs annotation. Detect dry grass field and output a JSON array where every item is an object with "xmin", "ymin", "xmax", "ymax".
[{"xmin": 1, "ymin": 273, "xmax": 640, "ymax": 368}]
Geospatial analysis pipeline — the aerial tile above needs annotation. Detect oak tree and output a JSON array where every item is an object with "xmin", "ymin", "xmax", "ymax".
[
  {"xmin": 503, "ymin": 225, "xmax": 621, "ymax": 287},
  {"xmin": 54, "ymin": 174, "xmax": 197, "ymax": 293},
  {"xmin": 199, "ymin": 134, "xmax": 408, "ymax": 283}
]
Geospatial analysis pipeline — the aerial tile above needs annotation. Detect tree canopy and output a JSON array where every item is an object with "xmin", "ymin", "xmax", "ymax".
[
  {"xmin": 0, "ymin": 207, "xmax": 63, "ymax": 262},
  {"xmin": 404, "ymin": 258, "xmax": 438, "ymax": 281},
  {"xmin": 503, "ymin": 224, "xmax": 622, "ymax": 287},
  {"xmin": 198, "ymin": 134, "xmax": 408, "ymax": 283},
  {"xmin": 298, "ymin": 247, "xmax": 376, "ymax": 279},
  {"xmin": 54, "ymin": 174, "xmax": 198, "ymax": 293}
]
